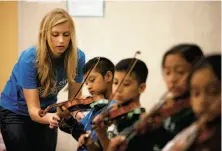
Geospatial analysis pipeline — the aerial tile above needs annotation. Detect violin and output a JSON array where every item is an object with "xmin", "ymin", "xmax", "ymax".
[
  {"xmin": 78, "ymin": 101, "xmax": 143, "ymax": 151},
  {"xmin": 91, "ymin": 51, "xmax": 142, "ymax": 128},
  {"xmin": 162, "ymin": 99, "xmax": 221, "ymax": 151},
  {"xmin": 100, "ymin": 100, "xmax": 141, "ymax": 125},
  {"xmin": 115, "ymin": 97, "xmax": 191, "ymax": 146},
  {"xmin": 142, "ymin": 97, "xmax": 190, "ymax": 130},
  {"xmin": 39, "ymin": 96, "xmax": 94, "ymax": 117},
  {"xmin": 77, "ymin": 51, "xmax": 142, "ymax": 151},
  {"xmin": 39, "ymin": 57, "xmax": 101, "ymax": 117},
  {"xmin": 76, "ymin": 99, "xmax": 111, "ymax": 151},
  {"xmin": 106, "ymin": 96, "xmax": 192, "ymax": 151}
]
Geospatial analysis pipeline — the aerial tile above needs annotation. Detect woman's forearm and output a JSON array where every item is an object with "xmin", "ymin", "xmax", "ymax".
[{"xmin": 28, "ymin": 107, "xmax": 50, "ymax": 124}]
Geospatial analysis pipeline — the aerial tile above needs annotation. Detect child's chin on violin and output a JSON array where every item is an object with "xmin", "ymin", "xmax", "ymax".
[
  {"xmin": 76, "ymin": 57, "xmax": 115, "ymax": 151},
  {"xmin": 162, "ymin": 54, "xmax": 221, "ymax": 151},
  {"xmin": 107, "ymin": 44, "xmax": 204, "ymax": 151},
  {"xmin": 92, "ymin": 58, "xmax": 148, "ymax": 151}
]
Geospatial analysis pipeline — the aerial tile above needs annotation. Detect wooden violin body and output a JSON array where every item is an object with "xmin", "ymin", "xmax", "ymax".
[
  {"xmin": 39, "ymin": 97, "xmax": 95, "ymax": 117},
  {"xmin": 144, "ymin": 98, "xmax": 190, "ymax": 130},
  {"xmin": 107, "ymin": 101, "xmax": 140, "ymax": 121}
]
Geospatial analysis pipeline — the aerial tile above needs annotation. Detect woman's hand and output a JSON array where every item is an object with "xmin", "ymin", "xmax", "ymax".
[
  {"xmin": 47, "ymin": 113, "xmax": 60, "ymax": 129},
  {"xmin": 56, "ymin": 106, "xmax": 71, "ymax": 119}
]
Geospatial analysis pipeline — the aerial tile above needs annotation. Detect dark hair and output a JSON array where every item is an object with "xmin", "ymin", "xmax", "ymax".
[
  {"xmin": 115, "ymin": 58, "xmax": 148, "ymax": 84},
  {"xmin": 83, "ymin": 57, "xmax": 115, "ymax": 76},
  {"xmin": 162, "ymin": 43, "xmax": 204, "ymax": 68},
  {"xmin": 188, "ymin": 54, "xmax": 221, "ymax": 88}
]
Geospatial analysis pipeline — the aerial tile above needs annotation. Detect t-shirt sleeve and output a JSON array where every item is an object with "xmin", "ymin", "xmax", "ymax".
[
  {"xmin": 74, "ymin": 49, "xmax": 85, "ymax": 83},
  {"xmin": 18, "ymin": 57, "xmax": 37, "ymax": 89}
]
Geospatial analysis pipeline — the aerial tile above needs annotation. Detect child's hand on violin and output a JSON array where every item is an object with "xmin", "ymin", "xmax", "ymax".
[
  {"xmin": 72, "ymin": 111, "xmax": 85, "ymax": 122},
  {"xmin": 78, "ymin": 131, "xmax": 93, "ymax": 148},
  {"xmin": 135, "ymin": 112, "xmax": 149, "ymax": 134},
  {"xmin": 107, "ymin": 136, "xmax": 128, "ymax": 151},
  {"xmin": 48, "ymin": 113, "xmax": 60, "ymax": 129},
  {"xmin": 56, "ymin": 106, "xmax": 71, "ymax": 119},
  {"xmin": 162, "ymin": 141, "xmax": 185, "ymax": 151},
  {"xmin": 92, "ymin": 114, "xmax": 107, "ymax": 134}
]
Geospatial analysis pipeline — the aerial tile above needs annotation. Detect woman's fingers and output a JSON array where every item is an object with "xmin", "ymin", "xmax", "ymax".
[
  {"xmin": 61, "ymin": 106, "xmax": 68, "ymax": 111},
  {"xmin": 53, "ymin": 114, "xmax": 60, "ymax": 121},
  {"xmin": 48, "ymin": 113, "xmax": 60, "ymax": 129}
]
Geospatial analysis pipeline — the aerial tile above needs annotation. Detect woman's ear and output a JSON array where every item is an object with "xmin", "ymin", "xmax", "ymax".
[
  {"xmin": 138, "ymin": 83, "xmax": 146, "ymax": 94},
  {"xmin": 105, "ymin": 71, "xmax": 113, "ymax": 83}
]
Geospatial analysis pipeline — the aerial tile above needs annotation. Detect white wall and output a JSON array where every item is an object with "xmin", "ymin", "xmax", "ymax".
[
  {"xmin": 19, "ymin": 0, "xmax": 221, "ymax": 108},
  {"xmin": 18, "ymin": 1, "xmax": 221, "ymax": 151},
  {"xmin": 18, "ymin": 1, "xmax": 67, "ymax": 54},
  {"xmin": 72, "ymin": 1, "xmax": 221, "ymax": 110}
]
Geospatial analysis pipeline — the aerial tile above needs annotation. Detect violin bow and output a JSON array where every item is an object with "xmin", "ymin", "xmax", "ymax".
[
  {"xmin": 96, "ymin": 51, "xmax": 141, "ymax": 120},
  {"xmin": 73, "ymin": 57, "xmax": 101, "ymax": 99},
  {"xmin": 78, "ymin": 51, "xmax": 141, "ymax": 150}
]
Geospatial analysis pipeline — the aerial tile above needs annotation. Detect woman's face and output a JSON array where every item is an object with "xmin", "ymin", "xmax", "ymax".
[
  {"xmin": 49, "ymin": 21, "xmax": 71, "ymax": 57},
  {"xmin": 163, "ymin": 54, "xmax": 191, "ymax": 98},
  {"xmin": 190, "ymin": 67, "xmax": 221, "ymax": 119}
]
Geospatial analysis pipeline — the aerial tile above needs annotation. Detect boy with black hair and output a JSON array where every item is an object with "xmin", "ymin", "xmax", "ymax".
[
  {"xmin": 58, "ymin": 57, "xmax": 115, "ymax": 151},
  {"xmin": 92, "ymin": 58, "xmax": 149, "ymax": 151}
]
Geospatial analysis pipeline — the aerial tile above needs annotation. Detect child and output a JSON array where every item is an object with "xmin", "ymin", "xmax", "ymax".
[
  {"xmin": 162, "ymin": 54, "xmax": 221, "ymax": 151},
  {"xmin": 110, "ymin": 43, "xmax": 205, "ymax": 151},
  {"xmin": 158, "ymin": 43, "xmax": 204, "ymax": 135},
  {"xmin": 92, "ymin": 58, "xmax": 148, "ymax": 151},
  {"xmin": 59, "ymin": 57, "xmax": 115, "ymax": 150}
]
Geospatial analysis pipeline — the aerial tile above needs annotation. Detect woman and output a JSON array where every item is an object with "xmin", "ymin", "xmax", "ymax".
[{"xmin": 0, "ymin": 8, "xmax": 85, "ymax": 151}]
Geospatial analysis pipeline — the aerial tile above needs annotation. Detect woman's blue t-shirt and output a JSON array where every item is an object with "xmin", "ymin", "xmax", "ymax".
[{"xmin": 0, "ymin": 46, "xmax": 85, "ymax": 115}]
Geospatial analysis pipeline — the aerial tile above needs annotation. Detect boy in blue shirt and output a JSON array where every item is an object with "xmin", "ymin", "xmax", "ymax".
[{"xmin": 59, "ymin": 57, "xmax": 115, "ymax": 151}]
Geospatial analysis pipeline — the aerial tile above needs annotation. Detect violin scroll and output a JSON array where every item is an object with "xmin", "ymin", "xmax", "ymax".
[{"xmin": 39, "ymin": 109, "xmax": 46, "ymax": 117}]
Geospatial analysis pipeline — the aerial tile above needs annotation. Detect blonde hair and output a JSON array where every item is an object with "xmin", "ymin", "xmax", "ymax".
[{"xmin": 36, "ymin": 8, "xmax": 77, "ymax": 97}]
